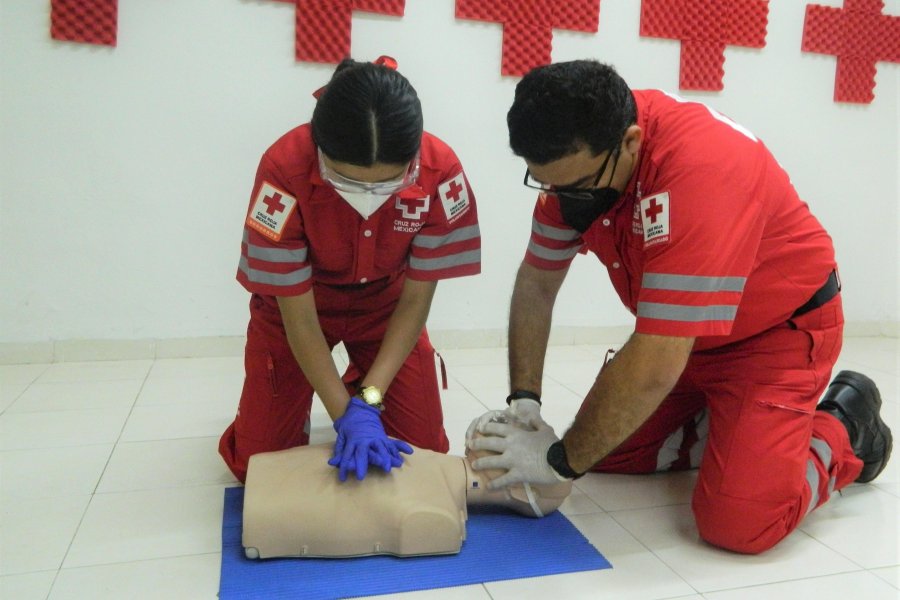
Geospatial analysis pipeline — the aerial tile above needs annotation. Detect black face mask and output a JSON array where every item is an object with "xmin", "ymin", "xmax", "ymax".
[
  {"xmin": 557, "ymin": 188, "xmax": 623, "ymax": 233},
  {"xmin": 556, "ymin": 147, "xmax": 623, "ymax": 232}
]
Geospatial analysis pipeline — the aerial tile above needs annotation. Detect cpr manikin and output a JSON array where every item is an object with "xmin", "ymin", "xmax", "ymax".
[{"xmin": 242, "ymin": 415, "xmax": 571, "ymax": 559}]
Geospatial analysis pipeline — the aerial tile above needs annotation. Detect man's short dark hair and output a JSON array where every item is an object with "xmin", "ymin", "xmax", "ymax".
[{"xmin": 507, "ymin": 60, "xmax": 636, "ymax": 165}]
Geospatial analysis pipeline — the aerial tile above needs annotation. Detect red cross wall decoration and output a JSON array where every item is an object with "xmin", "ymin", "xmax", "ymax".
[
  {"xmin": 639, "ymin": 0, "xmax": 769, "ymax": 90},
  {"xmin": 45, "ymin": 1, "xmax": 899, "ymax": 103},
  {"xmin": 455, "ymin": 0, "xmax": 601, "ymax": 76},
  {"xmin": 288, "ymin": 0, "xmax": 406, "ymax": 63},
  {"xmin": 50, "ymin": 0, "xmax": 118, "ymax": 46},
  {"xmin": 801, "ymin": 0, "xmax": 900, "ymax": 104}
]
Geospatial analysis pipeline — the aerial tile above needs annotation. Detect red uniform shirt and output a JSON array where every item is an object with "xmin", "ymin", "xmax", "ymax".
[
  {"xmin": 525, "ymin": 90, "xmax": 836, "ymax": 351},
  {"xmin": 237, "ymin": 125, "xmax": 481, "ymax": 298}
]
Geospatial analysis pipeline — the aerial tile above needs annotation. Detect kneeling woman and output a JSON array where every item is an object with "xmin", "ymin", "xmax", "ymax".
[{"xmin": 220, "ymin": 57, "xmax": 481, "ymax": 483}]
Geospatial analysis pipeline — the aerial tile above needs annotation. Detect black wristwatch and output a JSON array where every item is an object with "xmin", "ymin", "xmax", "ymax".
[
  {"xmin": 546, "ymin": 440, "xmax": 584, "ymax": 480},
  {"xmin": 506, "ymin": 389, "xmax": 541, "ymax": 406}
]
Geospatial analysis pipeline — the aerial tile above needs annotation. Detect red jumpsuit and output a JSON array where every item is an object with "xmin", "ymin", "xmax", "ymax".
[
  {"xmin": 220, "ymin": 125, "xmax": 481, "ymax": 482},
  {"xmin": 526, "ymin": 90, "xmax": 861, "ymax": 554}
]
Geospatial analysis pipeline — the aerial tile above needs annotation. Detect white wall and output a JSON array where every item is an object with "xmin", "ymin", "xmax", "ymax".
[{"xmin": 1, "ymin": 0, "xmax": 897, "ymax": 346}]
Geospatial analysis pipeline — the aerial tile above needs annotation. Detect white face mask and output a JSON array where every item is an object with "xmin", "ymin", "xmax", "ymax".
[{"xmin": 336, "ymin": 189, "xmax": 393, "ymax": 219}]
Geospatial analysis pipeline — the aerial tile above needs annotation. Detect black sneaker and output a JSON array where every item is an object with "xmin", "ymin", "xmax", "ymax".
[{"xmin": 816, "ymin": 371, "xmax": 893, "ymax": 483}]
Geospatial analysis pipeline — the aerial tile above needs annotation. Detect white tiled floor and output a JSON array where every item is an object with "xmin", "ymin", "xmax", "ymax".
[{"xmin": 0, "ymin": 337, "xmax": 898, "ymax": 600}]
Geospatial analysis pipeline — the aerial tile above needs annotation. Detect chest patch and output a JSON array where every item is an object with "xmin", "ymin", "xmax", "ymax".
[
  {"xmin": 246, "ymin": 181, "xmax": 296, "ymax": 242},
  {"xmin": 438, "ymin": 173, "xmax": 470, "ymax": 223},
  {"xmin": 640, "ymin": 192, "xmax": 670, "ymax": 247},
  {"xmin": 395, "ymin": 195, "xmax": 430, "ymax": 220}
]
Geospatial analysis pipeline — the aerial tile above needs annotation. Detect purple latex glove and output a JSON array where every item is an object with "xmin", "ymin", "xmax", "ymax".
[{"xmin": 328, "ymin": 397, "xmax": 414, "ymax": 482}]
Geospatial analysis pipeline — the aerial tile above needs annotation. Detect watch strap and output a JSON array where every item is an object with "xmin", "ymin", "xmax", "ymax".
[
  {"xmin": 546, "ymin": 440, "xmax": 584, "ymax": 480},
  {"xmin": 506, "ymin": 389, "xmax": 541, "ymax": 406}
]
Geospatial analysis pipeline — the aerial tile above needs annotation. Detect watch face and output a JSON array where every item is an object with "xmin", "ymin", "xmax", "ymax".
[
  {"xmin": 547, "ymin": 441, "xmax": 564, "ymax": 468},
  {"xmin": 361, "ymin": 386, "xmax": 383, "ymax": 407}
]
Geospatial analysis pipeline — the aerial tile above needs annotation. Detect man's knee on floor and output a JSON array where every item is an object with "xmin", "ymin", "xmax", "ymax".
[{"xmin": 693, "ymin": 496, "xmax": 791, "ymax": 555}]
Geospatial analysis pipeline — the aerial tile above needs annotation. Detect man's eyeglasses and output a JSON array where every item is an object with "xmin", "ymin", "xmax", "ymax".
[
  {"xmin": 523, "ymin": 145, "xmax": 620, "ymax": 201},
  {"xmin": 318, "ymin": 148, "xmax": 420, "ymax": 195}
]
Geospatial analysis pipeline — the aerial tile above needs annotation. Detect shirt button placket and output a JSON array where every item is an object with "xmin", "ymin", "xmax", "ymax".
[{"xmin": 357, "ymin": 217, "xmax": 378, "ymax": 283}]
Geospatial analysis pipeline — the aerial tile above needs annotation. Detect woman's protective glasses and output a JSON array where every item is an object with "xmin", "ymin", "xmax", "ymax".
[{"xmin": 318, "ymin": 148, "xmax": 420, "ymax": 195}]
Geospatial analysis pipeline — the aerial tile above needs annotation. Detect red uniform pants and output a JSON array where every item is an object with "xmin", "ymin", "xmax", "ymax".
[
  {"xmin": 219, "ymin": 274, "xmax": 448, "ymax": 482},
  {"xmin": 590, "ymin": 296, "xmax": 861, "ymax": 554}
]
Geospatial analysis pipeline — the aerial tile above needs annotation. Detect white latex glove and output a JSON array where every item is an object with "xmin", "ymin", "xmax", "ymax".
[
  {"xmin": 467, "ymin": 415, "xmax": 562, "ymax": 489},
  {"xmin": 464, "ymin": 398, "xmax": 543, "ymax": 444}
]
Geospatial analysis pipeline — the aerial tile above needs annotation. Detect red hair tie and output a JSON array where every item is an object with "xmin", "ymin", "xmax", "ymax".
[
  {"xmin": 373, "ymin": 55, "xmax": 398, "ymax": 70},
  {"xmin": 312, "ymin": 55, "xmax": 399, "ymax": 99}
]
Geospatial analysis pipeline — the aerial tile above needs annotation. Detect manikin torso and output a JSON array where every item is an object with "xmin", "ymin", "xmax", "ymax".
[{"xmin": 242, "ymin": 435, "xmax": 571, "ymax": 559}]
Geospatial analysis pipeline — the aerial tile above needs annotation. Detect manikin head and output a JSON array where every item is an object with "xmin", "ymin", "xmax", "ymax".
[{"xmin": 463, "ymin": 414, "xmax": 572, "ymax": 518}]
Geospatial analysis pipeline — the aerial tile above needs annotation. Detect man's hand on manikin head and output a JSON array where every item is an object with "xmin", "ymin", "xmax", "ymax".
[
  {"xmin": 466, "ymin": 407, "xmax": 563, "ymax": 490},
  {"xmin": 465, "ymin": 397, "xmax": 543, "ymax": 446}
]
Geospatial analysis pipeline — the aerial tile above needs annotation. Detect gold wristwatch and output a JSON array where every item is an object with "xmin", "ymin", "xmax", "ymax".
[{"xmin": 358, "ymin": 385, "xmax": 385, "ymax": 411}]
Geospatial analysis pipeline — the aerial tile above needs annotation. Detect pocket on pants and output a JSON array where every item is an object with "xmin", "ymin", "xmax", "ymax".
[
  {"xmin": 716, "ymin": 379, "xmax": 815, "ymax": 503},
  {"xmin": 237, "ymin": 349, "xmax": 279, "ymax": 443}
]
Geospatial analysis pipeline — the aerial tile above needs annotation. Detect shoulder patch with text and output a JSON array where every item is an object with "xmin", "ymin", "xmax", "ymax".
[
  {"xmin": 438, "ymin": 173, "xmax": 470, "ymax": 223},
  {"xmin": 640, "ymin": 192, "xmax": 670, "ymax": 248},
  {"xmin": 246, "ymin": 182, "xmax": 297, "ymax": 242}
]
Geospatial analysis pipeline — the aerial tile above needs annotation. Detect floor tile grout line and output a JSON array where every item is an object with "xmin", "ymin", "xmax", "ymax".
[
  {"xmin": 0, "ymin": 363, "xmax": 52, "ymax": 417},
  {"xmin": 46, "ymin": 550, "xmax": 223, "ymax": 577},
  {"xmin": 605, "ymin": 509, "xmax": 705, "ymax": 597},
  {"xmin": 45, "ymin": 360, "xmax": 154, "ymax": 599},
  {"xmin": 90, "ymin": 362, "xmax": 155, "ymax": 496},
  {"xmin": 691, "ymin": 565, "xmax": 873, "ymax": 596}
]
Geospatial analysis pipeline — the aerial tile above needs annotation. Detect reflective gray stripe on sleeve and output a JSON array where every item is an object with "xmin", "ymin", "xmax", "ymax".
[
  {"xmin": 637, "ymin": 302, "xmax": 737, "ymax": 322},
  {"xmin": 412, "ymin": 224, "xmax": 481, "ymax": 249},
  {"xmin": 239, "ymin": 256, "xmax": 311, "ymax": 287},
  {"xmin": 243, "ymin": 230, "xmax": 308, "ymax": 264},
  {"xmin": 409, "ymin": 249, "xmax": 481, "ymax": 271},
  {"xmin": 532, "ymin": 218, "xmax": 580, "ymax": 241},
  {"xmin": 642, "ymin": 273, "xmax": 747, "ymax": 293},
  {"xmin": 527, "ymin": 240, "xmax": 581, "ymax": 262}
]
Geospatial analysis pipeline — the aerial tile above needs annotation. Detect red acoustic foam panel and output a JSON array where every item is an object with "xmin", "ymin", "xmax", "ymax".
[
  {"xmin": 640, "ymin": 0, "xmax": 768, "ymax": 91},
  {"xmin": 293, "ymin": 0, "xmax": 406, "ymax": 64},
  {"xmin": 51, "ymin": 0, "xmax": 118, "ymax": 47},
  {"xmin": 802, "ymin": 0, "xmax": 900, "ymax": 103},
  {"xmin": 455, "ymin": 0, "xmax": 602, "ymax": 77}
]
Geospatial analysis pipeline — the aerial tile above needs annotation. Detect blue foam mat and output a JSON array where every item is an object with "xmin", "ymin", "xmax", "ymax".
[{"xmin": 219, "ymin": 487, "xmax": 610, "ymax": 599}]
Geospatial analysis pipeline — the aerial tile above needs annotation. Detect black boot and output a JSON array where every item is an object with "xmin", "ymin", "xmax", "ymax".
[{"xmin": 816, "ymin": 371, "xmax": 893, "ymax": 483}]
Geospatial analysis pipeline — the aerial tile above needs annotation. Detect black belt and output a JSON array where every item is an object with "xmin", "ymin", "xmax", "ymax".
[
  {"xmin": 318, "ymin": 275, "xmax": 392, "ymax": 290},
  {"xmin": 791, "ymin": 270, "xmax": 840, "ymax": 318}
]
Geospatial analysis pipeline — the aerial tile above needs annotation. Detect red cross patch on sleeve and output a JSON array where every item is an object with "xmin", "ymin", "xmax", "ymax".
[
  {"xmin": 640, "ymin": 191, "xmax": 670, "ymax": 247},
  {"xmin": 246, "ymin": 181, "xmax": 297, "ymax": 242},
  {"xmin": 438, "ymin": 173, "xmax": 470, "ymax": 223}
]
